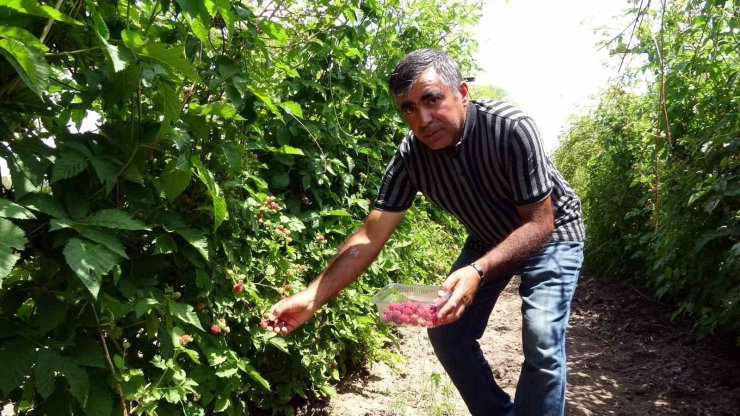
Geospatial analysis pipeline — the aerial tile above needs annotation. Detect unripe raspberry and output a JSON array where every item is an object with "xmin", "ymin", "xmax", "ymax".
[
  {"xmin": 210, "ymin": 325, "xmax": 220, "ymax": 334},
  {"xmin": 284, "ymin": 283, "xmax": 293, "ymax": 292},
  {"xmin": 179, "ymin": 334, "xmax": 193, "ymax": 345}
]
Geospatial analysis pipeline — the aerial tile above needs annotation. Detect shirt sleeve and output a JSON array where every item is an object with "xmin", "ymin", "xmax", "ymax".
[
  {"xmin": 373, "ymin": 148, "xmax": 417, "ymax": 212},
  {"xmin": 507, "ymin": 117, "xmax": 553, "ymax": 206}
]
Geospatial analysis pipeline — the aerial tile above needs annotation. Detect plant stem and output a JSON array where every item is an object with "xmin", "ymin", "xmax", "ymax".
[{"xmin": 93, "ymin": 306, "xmax": 130, "ymax": 416}]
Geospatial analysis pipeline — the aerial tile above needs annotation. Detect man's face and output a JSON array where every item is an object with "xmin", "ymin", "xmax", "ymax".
[{"xmin": 394, "ymin": 68, "xmax": 469, "ymax": 150}]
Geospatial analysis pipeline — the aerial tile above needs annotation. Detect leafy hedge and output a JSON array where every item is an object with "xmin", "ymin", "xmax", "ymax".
[
  {"xmin": 555, "ymin": 0, "xmax": 739, "ymax": 342},
  {"xmin": 0, "ymin": 0, "xmax": 479, "ymax": 413}
]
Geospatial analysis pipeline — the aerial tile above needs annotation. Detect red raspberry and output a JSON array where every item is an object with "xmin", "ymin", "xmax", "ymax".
[
  {"xmin": 234, "ymin": 282, "xmax": 244, "ymax": 293},
  {"xmin": 210, "ymin": 325, "xmax": 221, "ymax": 334}
]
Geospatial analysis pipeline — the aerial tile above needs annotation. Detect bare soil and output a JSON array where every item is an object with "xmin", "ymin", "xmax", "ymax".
[{"xmin": 324, "ymin": 274, "xmax": 740, "ymax": 416}]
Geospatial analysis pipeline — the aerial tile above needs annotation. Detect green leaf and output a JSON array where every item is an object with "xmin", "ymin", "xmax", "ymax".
[
  {"xmin": 246, "ymin": 85, "xmax": 283, "ymax": 120},
  {"xmin": 174, "ymin": 228, "xmax": 209, "ymax": 260},
  {"xmin": 20, "ymin": 193, "xmax": 67, "ymax": 218},
  {"xmin": 0, "ymin": 0, "xmax": 83, "ymax": 25},
  {"xmin": 49, "ymin": 218, "xmax": 74, "ymax": 231},
  {"xmin": 0, "ymin": 25, "xmax": 48, "ymax": 51},
  {"xmin": 153, "ymin": 233, "xmax": 178, "ymax": 254},
  {"xmin": 236, "ymin": 360, "xmax": 270, "ymax": 391},
  {"xmin": 0, "ymin": 338, "xmax": 36, "ymax": 397},
  {"xmin": 273, "ymin": 144, "xmax": 305, "ymax": 156},
  {"xmin": 84, "ymin": 379, "xmax": 113, "ymax": 416},
  {"xmin": 120, "ymin": 29, "xmax": 145, "ymax": 49},
  {"xmin": 279, "ymin": 101, "xmax": 303, "ymax": 119},
  {"xmin": 0, "ymin": 197, "xmax": 36, "ymax": 219},
  {"xmin": 135, "ymin": 297, "xmax": 158, "ymax": 318},
  {"xmin": 267, "ymin": 335, "xmax": 289, "ymax": 353},
  {"xmin": 81, "ymin": 209, "xmax": 149, "ymax": 230},
  {"xmin": 140, "ymin": 43, "xmax": 201, "ymax": 82},
  {"xmin": 90, "ymin": 156, "xmax": 119, "ymax": 195},
  {"xmin": 174, "ymin": 0, "xmax": 211, "ymax": 47},
  {"xmin": 158, "ymin": 159, "xmax": 192, "ymax": 202},
  {"xmin": 80, "ymin": 228, "xmax": 128, "ymax": 258},
  {"xmin": 191, "ymin": 102, "xmax": 244, "ymax": 120},
  {"xmin": 258, "ymin": 20, "xmax": 288, "ymax": 45},
  {"xmin": 168, "ymin": 302, "xmax": 204, "ymax": 331},
  {"xmin": 214, "ymin": 360, "xmax": 238, "ymax": 378},
  {"xmin": 190, "ymin": 156, "xmax": 228, "ymax": 231},
  {"xmin": 0, "ymin": 38, "xmax": 50, "ymax": 97},
  {"xmin": 51, "ymin": 151, "xmax": 88, "ymax": 183},
  {"xmin": 103, "ymin": 41, "xmax": 131, "ymax": 72},
  {"xmin": 222, "ymin": 142, "xmax": 241, "ymax": 171},
  {"xmin": 63, "ymin": 238, "xmax": 119, "ymax": 298},
  {"xmin": 85, "ymin": 0, "xmax": 109, "ymax": 40},
  {"xmin": 157, "ymin": 81, "xmax": 180, "ymax": 138},
  {"xmin": 0, "ymin": 218, "xmax": 26, "ymax": 286}
]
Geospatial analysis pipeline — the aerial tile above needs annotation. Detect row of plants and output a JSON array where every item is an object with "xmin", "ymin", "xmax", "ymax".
[
  {"xmin": 554, "ymin": 0, "xmax": 738, "ymax": 342},
  {"xmin": 0, "ymin": 0, "xmax": 478, "ymax": 413}
]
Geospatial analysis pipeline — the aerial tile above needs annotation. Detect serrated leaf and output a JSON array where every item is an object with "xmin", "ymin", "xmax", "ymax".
[
  {"xmin": 85, "ymin": 379, "xmax": 113, "ymax": 415},
  {"xmin": 0, "ymin": 0, "xmax": 83, "ymax": 25},
  {"xmin": 258, "ymin": 20, "xmax": 288, "ymax": 44},
  {"xmin": 157, "ymin": 81, "xmax": 179, "ymax": 138},
  {"xmin": 135, "ymin": 297, "xmax": 158, "ymax": 318},
  {"xmin": 267, "ymin": 335, "xmax": 289, "ymax": 353},
  {"xmin": 70, "ymin": 337, "xmax": 106, "ymax": 368},
  {"xmin": 215, "ymin": 360, "xmax": 238, "ymax": 378},
  {"xmin": 192, "ymin": 102, "xmax": 244, "ymax": 120},
  {"xmin": 190, "ymin": 156, "xmax": 228, "ymax": 231},
  {"xmin": 51, "ymin": 151, "xmax": 88, "ymax": 183},
  {"xmin": 0, "ymin": 197, "xmax": 35, "ymax": 219},
  {"xmin": 140, "ymin": 43, "xmax": 201, "ymax": 82},
  {"xmin": 246, "ymin": 85, "xmax": 283, "ymax": 120},
  {"xmin": 63, "ymin": 238, "xmax": 119, "ymax": 298},
  {"xmin": 0, "ymin": 25, "xmax": 47, "ymax": 51},
  {"xmin": 280, "ymin": 101, "xmax": 303, "ymax": 119},
  {"xmin": 174, "ymin": 0, "xmax": 211, "ymax": 47},
  {"xmin": 168, "ymin": 302, "xmax": 203, "ymax": 331},
  {"xmin": 0, "ymin": 218, "xmax": 26, "ymax": 286},
  {"xmin": 237, "ymin": 361, "xmax": 270, "ymax": 391},
  {"xmin": 0, "ymin": 338, "xmax": 36, "ymax": 397},
  {"xmin": 85, "ymin": 0, "xmax": 109, "ymax": 40},
  {"xmin": 273, "ymin": 144, "xmax": 305, "ymax": 156},
  {"xmin": 158, "ymin": 159, "xmax": 191, "ymax": 202},
  {"xmin": 103, "ymin": 41, "xmax": 131, "ymax": 72},
  {"xmin": 80, "ymin": 228, "xmax": 128, "ymax": 258},
  {"xmin": 120, "ymin": 29, "xmax": 145, "ymax": 49},
  {"xmin": 19, "ymin": 193, "xmax": 67, "ymax": 218},
  {"xmin": 34, "ymin": 349, "xmax": 58, "ymax": 399},
  {"xmin": 174, "ymin": 227, "xmax": 208, "ymax": 260},
  {"xmin": 222, "ymin": 142, "xmax": 241, "ymax": 171},
  {"xmin": 48, "ymin": 218, "xmax": 74, "ymax": 231},
  {"xmin": 153, "ymin": 233, "xmax": 177, "ymax": 254},
  {"xmin": 0, "ymin": 38, "xmax": 50, "ymax": 98},
  {"xmin": 81, "ymin": 209, "xmax": 149, "ymax": 230},
  {"xmin": 206, "ymin": 349, "xmax": 228, "ymax": 366},
  {"xmin": 90, "ymin": 156, "xmax": 119, "ymax": 195}
]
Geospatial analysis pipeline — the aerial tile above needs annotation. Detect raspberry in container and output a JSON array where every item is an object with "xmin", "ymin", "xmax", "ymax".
[{"xmin": 371, "ymin": 283, "xmax": 451, "ymax": 327}]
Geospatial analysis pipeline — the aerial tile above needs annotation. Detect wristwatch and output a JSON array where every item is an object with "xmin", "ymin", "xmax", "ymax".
[{"xmin": 469, "ymin": 262, "xmax": 486, "ymax": 285}]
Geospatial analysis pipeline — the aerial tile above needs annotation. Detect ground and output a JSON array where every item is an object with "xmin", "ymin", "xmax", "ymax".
[{"xmin": 324, "ymin": 274, "xmax": 740, "ymax": 416}]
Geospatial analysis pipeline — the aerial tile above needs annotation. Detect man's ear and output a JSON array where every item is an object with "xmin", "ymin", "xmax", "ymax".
[{"xmin": 458, "ymin": 81, "xmax": 469, "ymax": 104}]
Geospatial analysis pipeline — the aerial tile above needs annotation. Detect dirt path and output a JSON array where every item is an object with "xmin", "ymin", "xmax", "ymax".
[{"xmin": 326, "ymin": 274, "xmax": 740, "ymax": 416}]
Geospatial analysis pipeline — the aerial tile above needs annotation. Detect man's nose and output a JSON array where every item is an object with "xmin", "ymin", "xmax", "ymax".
[{"xmin": 419, "ymin": 106, "xmax": 433, "ymax": 126}]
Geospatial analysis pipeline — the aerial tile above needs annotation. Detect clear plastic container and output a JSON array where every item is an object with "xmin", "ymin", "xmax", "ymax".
[{"xmin": 371, "ymin": 283, "xmax": 451, "ymax": 327}]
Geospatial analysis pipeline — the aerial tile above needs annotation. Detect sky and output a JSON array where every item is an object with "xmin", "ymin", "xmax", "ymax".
[{"xmin": 472, "ymin": 0, "xmax": 635, "ymax": 152}]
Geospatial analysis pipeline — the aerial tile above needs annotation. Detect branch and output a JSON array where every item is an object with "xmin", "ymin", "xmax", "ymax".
[{"xmin": 93, "ymin": 306, "xmax": 129, "ymax": 416}]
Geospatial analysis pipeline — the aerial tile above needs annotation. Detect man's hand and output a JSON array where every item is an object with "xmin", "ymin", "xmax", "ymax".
[
  {"xmin": 261, "ymin": 290, "xmax": 320, "ymax": 336},
  {"xmin": 435, "ymin": 265, "xmax": 482, "ymax": 325}
]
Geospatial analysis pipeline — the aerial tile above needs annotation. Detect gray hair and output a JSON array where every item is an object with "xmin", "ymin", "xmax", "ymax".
[{"xmin": 388, "ymin": 49, "xmax": 463, "ymax": 96}]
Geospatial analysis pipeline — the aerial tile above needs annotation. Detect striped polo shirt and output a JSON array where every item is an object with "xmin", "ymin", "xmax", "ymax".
[{"xmin": 374, "ymin": 99, "xmax": 585, "ymax": 248}]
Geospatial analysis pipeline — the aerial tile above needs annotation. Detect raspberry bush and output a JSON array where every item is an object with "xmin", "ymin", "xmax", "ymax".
[{"xmin": 0, "ymin": 0, "xmax": 478, "ymax": 413}]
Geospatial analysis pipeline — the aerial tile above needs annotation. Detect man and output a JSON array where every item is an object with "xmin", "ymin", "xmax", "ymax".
[{"xmin": 264, "ymin": 49, "xmax": 585, "ymax": 416}]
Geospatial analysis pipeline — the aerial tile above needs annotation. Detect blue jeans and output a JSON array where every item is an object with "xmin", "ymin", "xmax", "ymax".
[{"xmin": 427, "ymin": 241, "xmax": 584, "ymax": 416}]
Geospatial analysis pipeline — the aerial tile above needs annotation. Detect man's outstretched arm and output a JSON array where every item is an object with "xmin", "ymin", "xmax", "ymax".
[
  {"xmin": 435, "ymin": 195, "xmax": 555, "ymax": 324},
  {"xmin": 265, "ymin": 208, "xmax": 406, "ymax": 334}
]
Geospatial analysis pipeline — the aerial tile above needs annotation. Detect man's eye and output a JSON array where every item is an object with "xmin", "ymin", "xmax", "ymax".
[
  {"xmin": 403, "ymin": 107, "xmax": 414, "ymax": 115},
  {"xmin": 429, "ymin": 96, "xmax": 439, "ymax": 104}
]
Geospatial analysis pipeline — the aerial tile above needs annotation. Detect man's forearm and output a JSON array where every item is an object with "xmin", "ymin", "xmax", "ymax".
[
  {"xmin": 305, "ymin": 230, "xmax": 382, "ymax": 307},
  {"xmin": 477, "ymin": 220, "xmax": 552, "ymax": 280}
]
